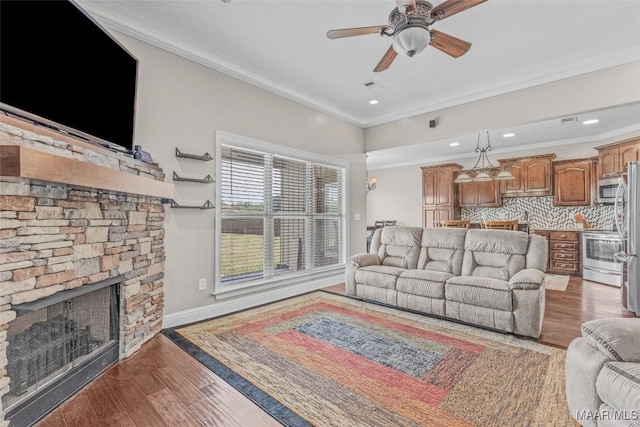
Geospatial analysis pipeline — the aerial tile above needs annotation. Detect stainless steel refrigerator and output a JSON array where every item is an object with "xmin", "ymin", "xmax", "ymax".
[{"xmin": 615, "ymin": 161, "xmax": 639, "ymax": 316}]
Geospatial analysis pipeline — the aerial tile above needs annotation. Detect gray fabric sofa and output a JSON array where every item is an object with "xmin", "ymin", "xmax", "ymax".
[
  {"xmin": 345, "ymin": 226, "xmax": 548, "ymax": 338},
  {"xmin": 565, "ymin": 318, "xmax": 640, "ymax": 427}
]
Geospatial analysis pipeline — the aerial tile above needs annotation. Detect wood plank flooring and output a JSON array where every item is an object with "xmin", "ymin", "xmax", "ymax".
[{"xmin": 36, "ymin": 278, "xmax": 637, "ymax": 426}]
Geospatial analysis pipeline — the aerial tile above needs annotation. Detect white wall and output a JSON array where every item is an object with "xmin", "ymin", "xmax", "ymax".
[{"xmin": 111, "ymin": 33, "xmax": 366, "ymax": 316}]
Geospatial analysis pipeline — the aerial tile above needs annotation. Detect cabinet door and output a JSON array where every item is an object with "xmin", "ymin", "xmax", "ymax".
[
  {"xmin": 436, "ymin": 208, "xmax": 452, "ymax": 223},
  {"xmin": 435, "ymin": 167, "xmax": 454, "ymax": 206},
  {"xmin": 422, "ymin": 168, "xmax": 436, "ymax": 206},
  {"xmin": 423, "ymin": 208, "xmax": 437, "ymax": 228},
  {"xmin": 599, "ymin": 147, "xmax": 619, "ymax": 178},
  {"xmin": 501, "ymin": 161, "xmax": 525, "ymax": 195},
  {"xmin": 554, "ymin": 160, "xmax": 592, "ymax": 206},
  {"xmin": 525, "ymin": 158, "xmax": 552, "ymax": 194},
  {"xmin": 457, "ymin": 181, "xmax": 478, "ymax": 207},
  {"xmin": 478, "ymin": 179, "xmax": 501, "ymax": 207},
  {"xmin": 620, "ymin": 142, "xmax": 640, "ymax": 174},
  {"xmin": 459, "ymin": 180, "xmax": 501, "ymax": 207}
]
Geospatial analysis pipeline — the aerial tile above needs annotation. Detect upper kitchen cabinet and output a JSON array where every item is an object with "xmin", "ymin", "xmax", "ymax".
[
  {"xmin": 421, "ymin": 164, "xmax": 462, "ymax": 227},
  {"xmin": 498, "ymin": 154, "xmax": 556, "ymax": 197},
  {"xmin": 596, "ymin": 137, "xmax": 640, "ymax": 178},
  {"xmin": 553, "ymin": 158, "xmax": 596, "ymax": 206},
  {"xmin": 457, "ymin": 175, "xmax": 501, "ymax": 208}
]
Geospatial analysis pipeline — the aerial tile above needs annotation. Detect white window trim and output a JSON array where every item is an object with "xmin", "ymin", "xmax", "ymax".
[{"xmin": 214, "ymin": 131, "xmax": 349, "ymax": 298}]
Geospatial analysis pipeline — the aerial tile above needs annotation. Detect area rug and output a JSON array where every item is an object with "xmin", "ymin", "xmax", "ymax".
[
  {"xmin": 164, "ymin": 292, "xmax": 575, "ymax": 427},
  {"xmin": 544, "ymin": 274, "xmax": 570, "ymax": 291}
]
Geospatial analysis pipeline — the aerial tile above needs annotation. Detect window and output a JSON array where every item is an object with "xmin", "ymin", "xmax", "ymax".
[{"xmin": 216, "ymin": 132, "xmax": 347, "ymax": 293}]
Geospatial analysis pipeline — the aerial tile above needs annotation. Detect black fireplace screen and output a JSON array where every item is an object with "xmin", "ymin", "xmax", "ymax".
[{"xmin": 3, "ymin": 284, "xmax": 119, "ymax": 414}]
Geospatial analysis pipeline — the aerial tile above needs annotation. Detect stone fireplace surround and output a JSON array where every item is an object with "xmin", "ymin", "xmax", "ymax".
[{"xmin": 0, "ymin": 116, "xmax": 173, "ymax": 425}]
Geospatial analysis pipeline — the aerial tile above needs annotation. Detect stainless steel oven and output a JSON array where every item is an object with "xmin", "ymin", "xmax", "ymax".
[{"xmin": 582, "ymin": 231, "xmax": 624, "ymax": 286}]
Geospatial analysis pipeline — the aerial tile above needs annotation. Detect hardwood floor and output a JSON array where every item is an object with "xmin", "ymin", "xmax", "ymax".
[{"xmin": 36, "ymin": 278, "xmax": 636, "ymax": 426}]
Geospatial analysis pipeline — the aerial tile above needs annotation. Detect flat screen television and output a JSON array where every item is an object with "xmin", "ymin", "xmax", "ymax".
[{"xmin": 0, "ymin": 0, "xmax": 138, "ymax": 153}]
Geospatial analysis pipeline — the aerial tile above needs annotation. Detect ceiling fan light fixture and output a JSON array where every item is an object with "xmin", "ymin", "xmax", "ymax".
[{"xmin": 392, "ymin": 26, "xmax": 431, "ymax": 57}]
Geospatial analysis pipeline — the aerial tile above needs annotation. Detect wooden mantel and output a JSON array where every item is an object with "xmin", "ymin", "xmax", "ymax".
[{"xmin": 0, "ymin": 144, "xmax": 174, "ymax": 199}]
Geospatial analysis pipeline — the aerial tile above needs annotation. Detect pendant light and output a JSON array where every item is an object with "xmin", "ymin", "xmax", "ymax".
[{"xmin": 454, "ymin": 132, "xmax": 515, "ymax": 183}]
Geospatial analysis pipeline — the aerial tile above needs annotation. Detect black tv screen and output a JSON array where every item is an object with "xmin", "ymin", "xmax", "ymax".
[{"xmin": 0, "ymin": 0, "xmax": 138, "ymax": 152}]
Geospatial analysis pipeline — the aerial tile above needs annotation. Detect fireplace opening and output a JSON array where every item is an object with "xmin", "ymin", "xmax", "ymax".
[{"xmin": 3, "ymin": 278, "xmax": 121, "ymax": 427}]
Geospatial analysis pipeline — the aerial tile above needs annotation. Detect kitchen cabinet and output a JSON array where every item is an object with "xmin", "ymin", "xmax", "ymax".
[
  {"xmin": 596, "ymin": 137, "xmax": 640, "ymax": 178},
  {"xmin": 498, "ymin": 154, "xmax": 556, "ymax": 197},
  {"xmin": 548, "ymin": 231, "xmax": 581, "ymax": 276},
  {"xmin": 421, "ymin": 164, "xmax": 461, "ymax": 227},
  {"xmin": 553, "ymin": 158, "xmax": 596, "ymax": 206},
  {"xmin": 457, "ymin": 175, "xmax": 501, "ymax": 207}
]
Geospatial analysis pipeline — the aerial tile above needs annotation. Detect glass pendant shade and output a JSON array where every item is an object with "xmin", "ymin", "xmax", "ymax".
[
  {"xmin": 495, "ymin": 170, "xmax": 515, "ymax": 180},
  {"xmin": 473, "ymin": 171, "xmax": 492, "ymax": 182},
  {"xmin": 392, "ymin": 26, "xmax": 431, "ymax": 57},
  {"xmin": 454, "ymin": 172, "xmax": 473, "ymax": 183}
]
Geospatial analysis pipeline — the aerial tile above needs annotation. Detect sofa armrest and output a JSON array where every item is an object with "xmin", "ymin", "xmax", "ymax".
[
  {"xmin": 581, "ymin": 318, "xmax": 640, "ymax": 363},
  {"xmin": 345, "ymin": 253, "xmax": 380, "ymax": 296},
  {"xmin": 509, "ymin": 268, "xmax": 545, "ymax": 290}
]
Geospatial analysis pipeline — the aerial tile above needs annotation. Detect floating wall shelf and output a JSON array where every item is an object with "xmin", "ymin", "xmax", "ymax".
[
  {"xmin": 170, "ymin": 200, "xmax": 215, "ymax": 210},
  {"xmin": 175, "ymin": 148, "xmax": 213, "ymax": 161},
  {"xmin": 172, "ymin": 171, "xmax": 214, "ymax": 184}
]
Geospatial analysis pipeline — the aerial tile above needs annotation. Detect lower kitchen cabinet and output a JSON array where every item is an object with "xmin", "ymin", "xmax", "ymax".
[
  {"xmin": 548, "ymin": 231, "xmax": 582, "ymax": 275},
  {"xmin": 531, "ymin": 230, "xmax": 582, "ymax": 276}
]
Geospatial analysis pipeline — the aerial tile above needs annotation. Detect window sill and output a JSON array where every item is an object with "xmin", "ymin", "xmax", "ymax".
[{"xmin": 213, "ymin": 265, "xmax": 345, "ymax": 300}]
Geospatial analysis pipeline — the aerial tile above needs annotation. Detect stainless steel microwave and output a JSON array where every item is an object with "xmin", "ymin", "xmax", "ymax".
[{"xmin": 598, "ymin": 177, "xmax": 621, "ymax": 204}]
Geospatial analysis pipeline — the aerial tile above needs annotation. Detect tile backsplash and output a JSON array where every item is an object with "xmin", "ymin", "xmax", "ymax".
[{"xmin": 461, "ymin": 196, "xmax": 616, "ymax": 230}]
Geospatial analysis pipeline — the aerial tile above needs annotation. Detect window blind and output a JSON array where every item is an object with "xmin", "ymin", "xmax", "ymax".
[{"xmin": 219, "ymin": 142, "xmax": 346, "ymax": 287}]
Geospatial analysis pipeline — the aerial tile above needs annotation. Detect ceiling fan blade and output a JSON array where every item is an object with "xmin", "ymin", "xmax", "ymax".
[
  {"xmin": 374, "ymin": 45, "xmax": 398, "ymax": 73},
  {"xmin": 395, "ymin": 0, "xmax": 417, "ymax": 13},
  {"xmin": 429, "ymin": 29, "xmax": 472, "ymax": 58},
  {"xmin": 327, "ymin": 26, "xmax": 387, "ymax": 39},
  {"xmin": 432, "ymin": 0, "xmax": 487, "ymax": 20}
]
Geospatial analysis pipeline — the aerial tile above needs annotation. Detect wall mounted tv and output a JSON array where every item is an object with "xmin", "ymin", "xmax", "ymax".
[{"xmin": 0, "ymin": 0, "xmax": 138, "ymax": 153}]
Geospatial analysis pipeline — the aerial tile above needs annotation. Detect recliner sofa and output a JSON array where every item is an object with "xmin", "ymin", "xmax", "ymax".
[{"xmin": 345, "ymin": 226, "xmax": 548, "ymax": 338}]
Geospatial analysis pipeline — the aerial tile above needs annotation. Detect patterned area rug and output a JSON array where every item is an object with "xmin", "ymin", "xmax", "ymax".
[
  {"xmin": 164, "ymin": 292, "xmax": 575, "ymax": 427},
  {"xmin": 544, "ymin": 274, "xmax": 570, "ymax": 291}
]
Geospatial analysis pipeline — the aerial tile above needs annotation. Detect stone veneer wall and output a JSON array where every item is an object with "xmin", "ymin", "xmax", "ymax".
[{"xmin": 0, "ymin": 121, "xmax": 166, "ymax": 424}]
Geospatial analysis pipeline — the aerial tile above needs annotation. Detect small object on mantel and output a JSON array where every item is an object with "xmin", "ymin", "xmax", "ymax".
[{"xmin": 574, "ymin": 213, "xmax": 589, "ymax": 229}]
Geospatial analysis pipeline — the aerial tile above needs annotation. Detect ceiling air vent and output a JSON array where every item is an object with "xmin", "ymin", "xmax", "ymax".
[
  {"xmin": 363, "ymin": 81, "xmax": 385, "ymax": 92},
  {"xmin": 560, "ymin": 116, "xmax": 578, "ymax": 124}
]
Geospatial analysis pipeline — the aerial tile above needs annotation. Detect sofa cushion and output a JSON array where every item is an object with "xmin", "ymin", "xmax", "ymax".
[
  {"xmin": 417, "ymin": 228, "xmax": 466, "ymax": 275},
  {"xmin": 461, "ymin": 230, "xmax": 528, "ymax": 280},
  {"xmin": 581, "ymin": 318, "xmax": 640, "ymax": 362},
  {"xmin": 355, "ymin": 265, "xmax": 405, "ymax": 290},
  {"xmin": 445, "ymin": 276, "xmax": 512, "ymax": 311},
  {"xmin": 396, "ymin": 269, "xmax": 453, "ymax": 299},
  {"xmin": 377, "ymin": 226, "xmax": 423, "ymax": 269},
  {"xmin": 596, "ymin": 362, "xmax": 640, "ymax": 413}
]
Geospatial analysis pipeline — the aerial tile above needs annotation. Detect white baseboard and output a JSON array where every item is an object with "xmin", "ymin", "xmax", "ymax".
[{"xmin": 162, "ymin": 274, "xmax": 342, "ymax": 329}]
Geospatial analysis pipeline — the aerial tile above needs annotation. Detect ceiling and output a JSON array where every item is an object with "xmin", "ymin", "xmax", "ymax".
[{"xmin": 79, "ymin": 0, "xmax": 640, "ymax": 165}]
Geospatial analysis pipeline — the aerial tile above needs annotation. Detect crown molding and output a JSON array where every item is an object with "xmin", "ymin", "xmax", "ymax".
[
  {"xmin": 80, "ymin": 2, "xmax": 640, "ymax": 130},
  {"xmin": 80, "ymin": 2, "xmax": 365, "ymax": 128},
  {"xmin": 362, "ymin": 48, "xmax": 640, "ymax": 128}
]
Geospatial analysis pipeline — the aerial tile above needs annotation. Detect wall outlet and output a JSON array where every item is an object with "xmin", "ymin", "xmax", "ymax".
[{"xmin": 198, "ymin": 278, "xmax": 207, "ymax": 291}]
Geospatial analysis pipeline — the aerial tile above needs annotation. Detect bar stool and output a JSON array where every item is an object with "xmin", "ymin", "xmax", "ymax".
[{"xmin": 481, "ymin": 220, "xmax": 519, "ymax": 230}]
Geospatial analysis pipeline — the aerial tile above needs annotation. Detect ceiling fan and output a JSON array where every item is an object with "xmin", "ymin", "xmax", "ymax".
[{"xmin": 326, "ymin": 0, "xmax": 487, "ymax": 72}]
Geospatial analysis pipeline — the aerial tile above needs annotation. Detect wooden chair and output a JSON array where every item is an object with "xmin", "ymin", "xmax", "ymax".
[
  {"xmin": 439, "ymin": 220, "xmax": 470, "ymax": 229},
  {"xmin": 481, "ymin": 220, "xmax": 519, "ymax": 230}
]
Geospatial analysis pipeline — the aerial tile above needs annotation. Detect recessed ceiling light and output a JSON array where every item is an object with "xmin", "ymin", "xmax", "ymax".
[
  {"xmin": 582, "ymin": 119, "xmax": 599, "ymax": 125},
  {"xmin": 369, "ymin": 99, "xmax": 379, "ymax": 105},
  {"xmin": 503, "ymin": 133, "xmax": 516, "ymax": 138},
  {"xmin": 449, "ymin": 142, "xmax": 460, "ymax": 147}
]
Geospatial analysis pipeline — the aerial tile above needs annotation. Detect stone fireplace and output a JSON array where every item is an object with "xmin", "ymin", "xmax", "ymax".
[{"xmin": 0, "ymin": 116, "xmax": 173, "ymax": 425}]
